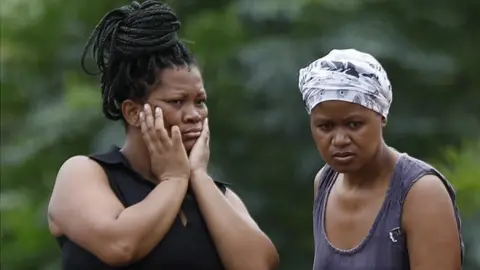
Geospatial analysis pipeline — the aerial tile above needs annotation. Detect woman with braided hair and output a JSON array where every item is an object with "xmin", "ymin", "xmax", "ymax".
[{"xmin": 47, "ymin": 1, "xmax": 279, "ymax": 269}]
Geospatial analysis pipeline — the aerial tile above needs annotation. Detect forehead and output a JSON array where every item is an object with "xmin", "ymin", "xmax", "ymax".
[
  {"xmin": 310, "ymin": 100, "xmax": 377, "ymax": 120},
  {"xmin": 155, "ymin": 66, "xmax": 205, "ymax": 93}
]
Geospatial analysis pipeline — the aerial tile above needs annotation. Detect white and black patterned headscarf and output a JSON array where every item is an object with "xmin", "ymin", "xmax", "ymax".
[{"xmin": 298, "ymin": 49, "xmax": 393, "ymax": 118}]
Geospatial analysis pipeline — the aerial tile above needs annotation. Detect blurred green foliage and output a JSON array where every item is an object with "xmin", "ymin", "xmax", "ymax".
[
  {"xmin": 434, "ymin": 141, "xmax": 480, "ymax": 216},
  {"xmin": 1, "ymin": 0, "xmax": 479, "ymax": 269}
]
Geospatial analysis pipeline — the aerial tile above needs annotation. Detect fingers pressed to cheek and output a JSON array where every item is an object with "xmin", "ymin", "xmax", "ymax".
[
  {"xmin": 154, "ymin": 107, "xmax": 165, "ymax": 131},
  {"xmin": 144, "ymin": 104, "xmax": 154, "ymax": 128},
  {"xmin": 139, "ymin": 112, "xmax": 146, "ymax": 131},
  {"xmin": 203, "ymin": 119, "xmax": 209, "ymax": 133},
  {"xmin": 199, "ymin": 120, "xmax": 209, "ymax": 144}
]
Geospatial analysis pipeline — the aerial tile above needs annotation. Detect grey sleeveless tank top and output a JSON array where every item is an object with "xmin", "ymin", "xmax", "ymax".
[{"xmin": 313, "ymin": 153, "xmax": 464, "ymax": 270}]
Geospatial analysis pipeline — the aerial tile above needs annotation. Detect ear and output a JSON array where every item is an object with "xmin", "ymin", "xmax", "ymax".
[
  {"xmin": 381, "ymin": 116, "xmax": 387, "ymax": 127},
  {"xmin": 121, "ymin": 99, "xmax": 141, "ymax": 128}
]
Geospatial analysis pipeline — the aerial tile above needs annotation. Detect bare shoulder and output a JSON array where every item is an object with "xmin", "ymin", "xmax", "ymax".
[
  {"xmin": 57, "ymin": 155, "xmax": 106, "ymax": 180},
  {"xmin": 50, "ymin": 155, "xmax": 110, "ymax": 202},
  {"xmin": 403, "ymin": 174, "xmax": 455, "ymax": 218},
  {"xmin": 48, "ymin": 155, "xmax": 123, "ymax": 236},
  {"xmin": 403, "ymin": 174, "xmax": 461, "ymax": 270},
  {"xmin": 48, "ymin": 156, "xmax": 101, "ymax": 230}
]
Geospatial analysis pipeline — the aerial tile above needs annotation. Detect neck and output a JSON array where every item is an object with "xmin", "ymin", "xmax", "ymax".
[
  {"xmin": 120, "ymin": 130, "xmax": 156, "ymax": 183},
  {"xmin": 343, "ymin": 143, "xmax": 398, "ymax": 189}
]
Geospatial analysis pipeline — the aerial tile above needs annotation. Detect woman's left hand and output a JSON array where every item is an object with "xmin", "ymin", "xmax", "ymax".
[{"xmin": 189, "ymin": 118, "xmax": 210, "ymax": 174}]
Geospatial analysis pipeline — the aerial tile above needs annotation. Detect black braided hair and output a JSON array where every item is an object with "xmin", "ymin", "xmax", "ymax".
[{"xmin": 81, "ymin": 0, "xmax": 195, "ymax": 121}]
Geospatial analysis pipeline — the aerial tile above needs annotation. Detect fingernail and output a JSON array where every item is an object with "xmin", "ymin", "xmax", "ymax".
[
  {"xmin": 155, "ymin": 107, "xmax": 160, "ymax": 114},
  {"xmin": 144, "ymin": 104, "xmax": 149, "ymax": 110},
  {"xmin": 139, "ymin": 112, "xmax": 144, "ymax": 119}
]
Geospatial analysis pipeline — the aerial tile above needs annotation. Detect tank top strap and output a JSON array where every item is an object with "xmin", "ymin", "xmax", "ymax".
[
  {"xmin": 385, "ymin": 153, "xmax": 409, "ymax": 203},
  {"xmin": 314, "ymin": 164, "xmax": 337, "ymax": 205},
  {"xmin": 382, "ymin": 153, "xmax": 443, "ymax": 231},
  {"xmin": 386, "ymin": 153, "xmax": 464, "ymax": 263},
  {"xmin": 388, "ymin": 154, "xmax": 455, "ymax": 204}
]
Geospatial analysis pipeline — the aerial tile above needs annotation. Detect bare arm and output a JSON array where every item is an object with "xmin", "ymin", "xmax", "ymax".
[
  {"xmin": 403, "ymin": 174, "xmax": 462, "ymax": 270},
  {"xmin": 48, "ymin": 156, "xmax": 188, "ymax": 266},
  {"xmin": 190, "ymin": 171, "xmax": 279, "ymax": 270}
]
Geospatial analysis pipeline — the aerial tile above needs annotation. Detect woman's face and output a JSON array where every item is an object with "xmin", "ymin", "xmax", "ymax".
[
  {"xmin": 141, "ymin": 65, "xmax": 208, "ymax": 152},
  {"xmin": 310, "ymin": 100, "xmax": 385, "ymax": 173}
]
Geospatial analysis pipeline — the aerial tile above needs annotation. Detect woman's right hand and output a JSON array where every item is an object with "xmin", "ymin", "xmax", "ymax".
[{"xmin": 140, "ymin": 104, "xmax": 190, "ymax": 182}]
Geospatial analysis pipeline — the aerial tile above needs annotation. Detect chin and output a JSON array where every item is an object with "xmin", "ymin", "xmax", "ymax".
[
  {"xmin": 330, "ymin": 165, "xmax": 356, "ymax": 174},
  {"xmin": 182, "ymin": 139, "xmax": 197, "ymax": 152}
]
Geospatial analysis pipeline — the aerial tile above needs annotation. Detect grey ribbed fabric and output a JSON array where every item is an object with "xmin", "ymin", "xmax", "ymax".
[{"xmin": 312, "ymin": 154, "xmax": 463, "ymax": 270}]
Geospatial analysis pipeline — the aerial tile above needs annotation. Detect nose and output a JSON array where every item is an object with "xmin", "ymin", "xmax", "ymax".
[
  {"xmin": 331, "ymin": 130, "xmax": 351, "ymax": 147},
  {"xmin": 183, "ymin": 105, "xmax": 202, "ymax": 123}
]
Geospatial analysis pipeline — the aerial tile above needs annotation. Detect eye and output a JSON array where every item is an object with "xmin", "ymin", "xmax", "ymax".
[
  {"xmin": 348, "ymin": 121, "xmax": 363, "ymax": 130},
  {"xmin": 195, "ymin": 98, "xmax": 207, "ymax": 106},
  {"xmin": 317, "ymin": 123, "xmax": 334, "ymax": 132},
  {"xmin": 167, "ymin": 99, "xmax": 183, "ymax": 106}
]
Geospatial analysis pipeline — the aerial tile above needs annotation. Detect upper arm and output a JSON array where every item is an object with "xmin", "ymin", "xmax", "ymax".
[
  {"xmin": 403, "ymin": 174, "xmax": 462, "ymax": 270},
  {"xmin": 314, "ymin": 166, "xmax": 326, "ymax": 200},
  {"xmin": 225, "ymin": 188, "xmax": 279, "ymax": 269},
  {"xmin": 225, "ymin": 188, "xmax": 260, "ymax": 229},
  {"xmin": 48, "ymin": 156, "xmax": 126, "ymax": 262}
]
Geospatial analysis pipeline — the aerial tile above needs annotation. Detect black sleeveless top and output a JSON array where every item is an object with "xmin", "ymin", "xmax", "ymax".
[{"xmin": 56, "ymin": 146, "xmax": 227, "ymax": 270}]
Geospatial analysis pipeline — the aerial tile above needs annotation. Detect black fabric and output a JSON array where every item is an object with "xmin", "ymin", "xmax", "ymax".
[{"xmin": 56, "ymin": 146, "xmax": 227, "ymax": 270}]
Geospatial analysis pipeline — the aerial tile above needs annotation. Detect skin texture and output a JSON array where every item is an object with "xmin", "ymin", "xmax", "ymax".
[
  {"xmin": 48, "ymin": 66, "xmax": 279, "ymax": 269},
  {"xmin": 310, "ymin": 100, "xmax": 386, "ymax": 177},
  {"xmin": 311, "ymin": 100, "xmax": 461, "ymax": 270},
  {"xmin": 403, "ymin": 174, "xmax": 462, "ymax": 270}
]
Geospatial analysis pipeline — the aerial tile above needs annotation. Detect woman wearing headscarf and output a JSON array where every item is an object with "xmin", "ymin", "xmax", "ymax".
[{"xmin": 298, "ymin": 49, "xmax": 463, "ymax": 270}]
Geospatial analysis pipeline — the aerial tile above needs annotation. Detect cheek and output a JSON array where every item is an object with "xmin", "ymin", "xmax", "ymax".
[
  {"xmin": 199, "ymin": 105, "xmax": 208, "ymax": 119},
  {"xmin": 311, "ymin": 128, "xmax": 330, "ymax": 155},
  {"xmin": 354, "ymin": 126, "xmax": 381, "ymax": 153},
  {"xmin": 159, "ymin": 107, "xmax": 182, "ymax": 128}
]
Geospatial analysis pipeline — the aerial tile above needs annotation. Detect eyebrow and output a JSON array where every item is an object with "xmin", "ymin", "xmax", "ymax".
[
  {"xmin": 313, "ymin": 113, "xmax": 364, "ymax": 121},
  {"xmin": 170, "ymin": 87, "xmax": 207, "ymax": 94},
  {"xmin": 155, "ymin": 90, "xmax": 207, "ymax": 98}
]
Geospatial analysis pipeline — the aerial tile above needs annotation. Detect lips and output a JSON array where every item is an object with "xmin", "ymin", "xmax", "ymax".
[
  {"xmin": 331, "ymin": 151, "xmax": 355, "ymax": 164},
  {"xmin": 182, "ymin": 129, "xmax": 202, "ymax": 140}
]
